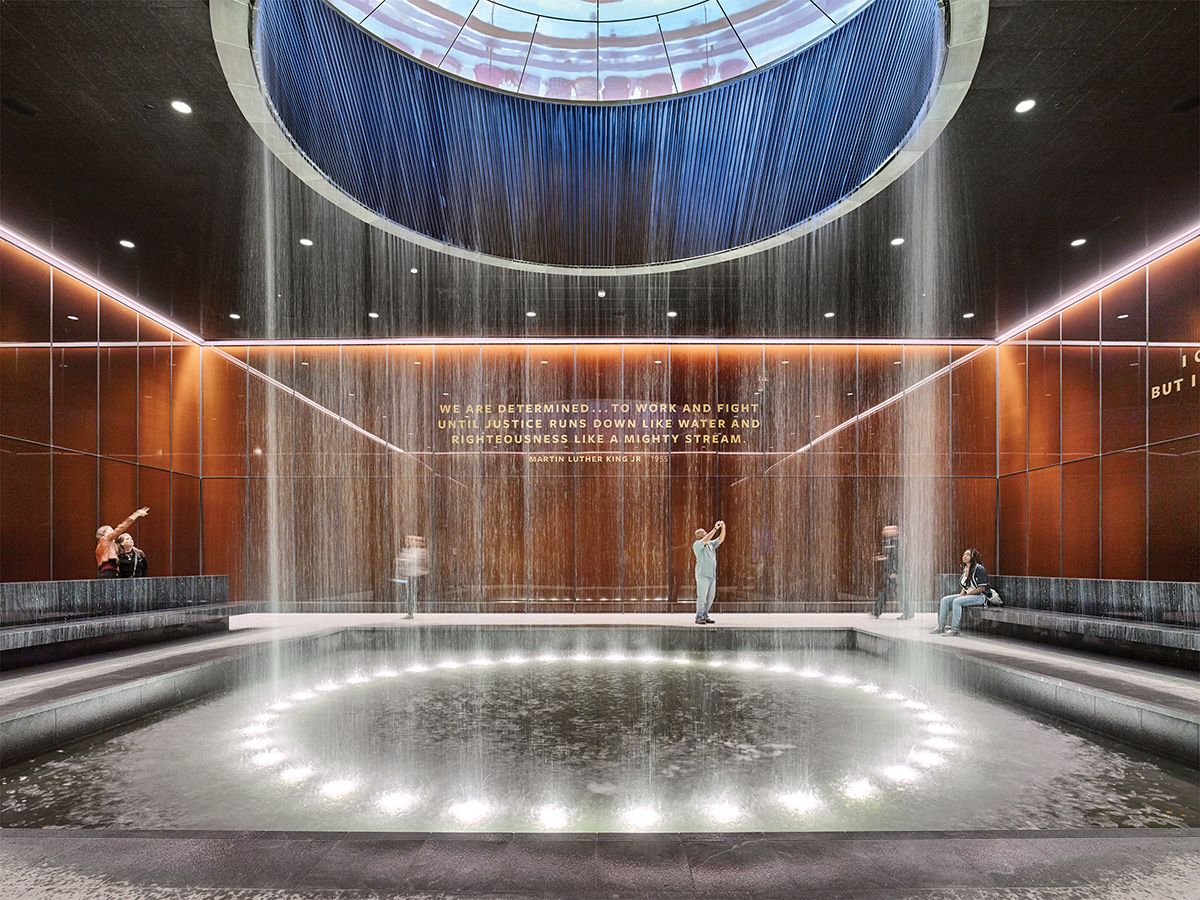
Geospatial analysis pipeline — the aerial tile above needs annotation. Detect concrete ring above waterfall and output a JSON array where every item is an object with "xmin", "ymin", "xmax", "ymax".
[{"xmin": 212, "ymin": 0, "xmax": 986, "ymax": 273}]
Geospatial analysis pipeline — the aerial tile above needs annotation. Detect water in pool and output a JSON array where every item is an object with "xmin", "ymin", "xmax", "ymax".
[{"xmin": 3, "ymin": 643, "xmax": 1195, "ymax": 831}]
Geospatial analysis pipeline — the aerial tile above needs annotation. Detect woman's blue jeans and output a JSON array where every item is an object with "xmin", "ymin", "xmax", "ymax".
[{"xmin": 937, "ymin": 593, "xmax": 986, "ymax": 631}]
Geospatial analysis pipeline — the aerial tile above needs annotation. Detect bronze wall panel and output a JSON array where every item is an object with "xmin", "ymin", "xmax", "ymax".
[
  {"xmin": 387, "ymin": 345, "xmax": 434, "ymax": 452},
  {"xmin": 1026, "ymin": 343, "xmax": 1061, "ymax": 471},
  {"xmin": 1061, "ymin": 345, "xmax": 1101, "ymax": 462},
  {"xmin": 951, "ymin": 477, "xmax": 997, "ymax": 569},
  {"xmin": 1147, "ymin": 436, "xmax": 1200, "ymax": 582},
  {"xmin": 1026, "ymin": 465, "xmax": 1062, "ymax": 577},
  {"xmin": 480, "ymin": 455, "xmax": 527, "ymax": 602},
  {"xmin": 0, "ymin": 239, "xmax": 51, "ymax": 342},
  {"xmin": 53, "ymin": 450, "xmax": 98, "ymax": 580},
  {"xmin": 997, "ymin": 340, "xmax": 1027, "ymax": 475},
  {"xmin": 202, "ymin": 477, "xmax": 247, "ymax": 601},
  {"xmin": 764, "ymin": 345, "xmax": 810, "ymax": 454},
  {"xmin": 951, "ymin": 348, "xmax": 996, "ymax": 477},
  {"xmin": 0, "ymin": 347, "xmax": 51, "ymax": 445},
  {"xmin": 52, "ymin": 347, "xmax": 97, "ymax": 454},
  {"xmin": 1061, "ymin": 457, "xmax": 1101, "ymax": 578},
  {"xmin": 1100, "ymin": 346, "xmax": 1147, "ymax": 454},
  {"xmin": 136, "ymin": 464, "xmax": 173, "ymax": 577},
  {"xmin": 1101, "ymin": 448, "xmax": 1147, "ymax": 580},
  {"xmin": 201, "ymin": 349, "xmax": 247, "ymax": 478},
  {"xmin": 98, "ymin": 346, "xmax": 139, "ymax": 462},
  {"xmin": 0, "ymin": 437, "xmax": 52, "ymax": 582},
  {"xmin": 138, "ymin": 343, "xmax": 173, "ymax": 469},
  {"xmin": 621, "ymin": 473, "xmax": 670, "ymax": 599},
  {"xmin": 575, "ymin": 473, "xmax": 623, "ymax": 595},
  {"xmin": 1148, "ymin": 240, "xmax": 1199, "ymax": 343},
  {"xmin": 172, "ymin": 473, "xmax": 202, "ymax": 576},
  {"xmin": 171, "ymin": 342, "xmax": 202, "ymax": 476},
  {"xmin": 997, "ymin": 473, "xmax": 1027, "ymax": 576}
]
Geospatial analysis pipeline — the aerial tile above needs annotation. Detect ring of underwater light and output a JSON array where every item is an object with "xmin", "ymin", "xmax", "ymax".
[
  {"xmin": 237, "ymin": 649, "xmax": 964, "ymax": 829},
  {"xmin": 212, "ymin": 0, "xmax": 987, "ymax": 273}
]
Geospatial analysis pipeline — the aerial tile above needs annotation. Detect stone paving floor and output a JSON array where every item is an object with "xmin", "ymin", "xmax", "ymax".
[{"xmin": 2, "ymin": 613, "xmax": 1197, "ymax": 899}]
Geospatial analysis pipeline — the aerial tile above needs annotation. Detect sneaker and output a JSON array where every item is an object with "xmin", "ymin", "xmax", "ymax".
[
  {"xmin": 695, "ymin": 618, "xmax": 706, "ymax": 625},
  {"xmin": 402, "ymin": 613, "xmax": 414, "ymax": 620},
  {"xmin": 946, "ymin": 629, "xmax": 960, "ymax": 636},
  {"xmin": 929, "ymin": 627, "xmax": 943, "ymax": 634},
  {"xmin": 703, "ymin": 617, "xmax": 716, "ymax": 624},
  {"xmin": 870, "ymin": 612, "xmax": 881, "ymax": 618},
  {"xmin": 898, "ymin": 614, "xmax": 914, "ymax": 620}
]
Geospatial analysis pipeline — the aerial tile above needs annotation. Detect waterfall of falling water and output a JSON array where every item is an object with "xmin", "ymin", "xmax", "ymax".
[
  {"xmin": 261, "ymin": 140, "xmax": 283, "ymax": 615},
  {"xmin": 895, "ymin": 131, "xmax": 978, "ymax": 682}
]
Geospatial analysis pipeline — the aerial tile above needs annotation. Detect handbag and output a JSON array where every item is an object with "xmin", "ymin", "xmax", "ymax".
[{"xmin": 983, "ymin": 590, "xmax": 1003, "ymax": 608}]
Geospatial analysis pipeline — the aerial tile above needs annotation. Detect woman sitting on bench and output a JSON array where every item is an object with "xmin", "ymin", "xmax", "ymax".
[{"xmin": 932, "ymin": 548, "xmax": 993, "ymax": 636}]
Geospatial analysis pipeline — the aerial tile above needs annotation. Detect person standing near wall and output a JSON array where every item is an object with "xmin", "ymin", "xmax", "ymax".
[
  {"xmin": 117, "ymin": 533, "xmax": 148, "ymax": 577},
  {"xmin": 94, "ymin": 507, "xmax": 149, "ymax": 578},
  {"xmin": 871, "ymin": 524, "xmax": 911, "ymax": 619},
  {"xmin": 693, "ymin": 520, "xmax": 725, "ymax": 624},
  {"xmin": 399, "ymin": 534, "xmax": 428, "ymax": 619}
]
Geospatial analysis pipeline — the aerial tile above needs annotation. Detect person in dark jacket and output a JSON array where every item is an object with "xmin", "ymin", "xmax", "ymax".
[
  {"xmin": 871, "ymin": 524, "xmax": 911, "ymax": 619},
  {"xmin": 117, "ymin": 532, "xmax": 148, "ymax": 577},
  {"xmin": 931, "ymin": 548, "xmax": 991, "ymax": 635}
]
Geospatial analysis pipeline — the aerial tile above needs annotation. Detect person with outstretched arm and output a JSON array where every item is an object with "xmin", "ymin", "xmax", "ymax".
[
  {"xmin": 692, "ymin": 520, "xmax": 726, "ymax": 625},
  {"xmin": 95, "ymin": 507, "xmax": 149, "ymax": 578}
]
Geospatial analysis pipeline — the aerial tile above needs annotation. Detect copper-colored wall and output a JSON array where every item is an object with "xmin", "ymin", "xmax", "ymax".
[
  {"xmin": 209, "ymin": 340, "xmax": 994, "ymax": 611},
  {"xmin": 0, "ymin": 239, "xmax": 203, "ymax": 582},
  {"xmin": 996, "ymin": 238, "xmax": 1200, "ymax": 582}
]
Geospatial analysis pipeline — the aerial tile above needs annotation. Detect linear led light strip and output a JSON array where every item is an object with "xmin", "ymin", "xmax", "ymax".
[
  {"xmin": 206, "ymin": 347, "xmax": 467, "ymax": 487},
  {"xmin": 2, "ymin": 221, "xmax": 1197, "ymax": 472}
]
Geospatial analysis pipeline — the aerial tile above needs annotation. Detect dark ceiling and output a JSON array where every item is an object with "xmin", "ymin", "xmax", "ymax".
[{"xmin": 1, "ymin": 0, "xmax": 1197, "ymax": 342}]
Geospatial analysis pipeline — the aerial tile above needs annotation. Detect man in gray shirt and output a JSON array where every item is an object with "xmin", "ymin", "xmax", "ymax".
[{"xmin": 692, "ymin": 520, "xmax": 726, "ymax": 624}]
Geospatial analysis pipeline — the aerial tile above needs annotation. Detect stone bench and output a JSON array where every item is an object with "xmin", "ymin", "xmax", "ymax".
[
  {"xmin": 0, "ymin": 576, "xmax": 231, "ymax": 669},
  {"xmin": 936, "ymin": 574, "xmax": 1200, "ymax": 669}
]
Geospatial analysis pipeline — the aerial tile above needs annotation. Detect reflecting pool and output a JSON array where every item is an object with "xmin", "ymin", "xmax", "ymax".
[{"xmin": 3, "ymin": 634, "xmax": 1195, "ymax": 832}]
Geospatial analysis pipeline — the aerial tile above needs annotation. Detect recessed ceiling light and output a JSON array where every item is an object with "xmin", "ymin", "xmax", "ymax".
[
  {"xmin": 119, "ymin": 239, "xmax": 135, "ymax": 248},
  {"xmin": 414, "ymin": 361, "xmax": 421, "ymax": 365},
  {"xmin": 962, "ymin": 312, "xmax": 975, "ymax": 319},
  {"xmin": 228, "ymin": 313, "xmax": 241, "ymax": 320},
  {"xmin": 824, "ymin": 312, "xmax": 835, "ymax": 318},
  {"xmin": 67, "ymin": 315, "xmax": 79, "ymax": 321},
  {"xmin": 847, "ymin": 392, "xmax": 854, "ymax": 396},
  {"xmin": 1015, "ymin": 99, "xmax": 1036, "ymax": 113},
  {"xmin": 540, "ymin": 360, "xmax": 549, "ymax": 364},
  {"xmin": 410, "ymin": 267, "xmax": 418, "ymax": 274},
  {"xmin": 1117, "ymin": 313, "xmax": 1129, "ymax": 319},
  {"xmin": 368, "ymin": 312, "xmax": 379, "ymax": 319},
  {"xmin": 299, "ymin": 238, "xmax": 313, "ymax": 246},
  {"xmin": 170, "ymin": 100, "xmax": 193, "ymax": 114},
  {"xmin": 526, "ymin": 311, "xmax": 537, "ymax": 317},
  {"xmin": 597, "ymin": 290, "xmax": 606, "ymax": 298},
  {"xmin": 893, "ymin": 360, "xmax": 902, "ymax": 365},
  {"xmin": 253, "ymin": 448, "xmax": 263, "ymax": 455},
  {"xmin": 442, "ymin": 392, "xmax": 449, "ymax": 396},
  {"xmin": 667, "ymin": 311, "xmax": 677, "ymax": 318},
  {"xmin": 1070, "ymin": 238, "xmax": 1087, "ymax": 247},
  {"xmin": 890, "ymin": 237, "xmax": 905, "ymax": 246},
  {"xmin": 654, "ymin": 360, "xmax": 662, "ymax": 365},
  {"xmin": 781, "ymin": 360, "xmax": 789, "ymax": 365},
  {"xmin": 300, "ymin": 361, "xmax": 309, "ymax": 366}
]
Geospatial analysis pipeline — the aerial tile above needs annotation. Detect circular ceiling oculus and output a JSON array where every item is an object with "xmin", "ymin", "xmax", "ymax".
[{"xmin": 214, "ymin": 0, "xmax": 986, "ymax": 272}]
